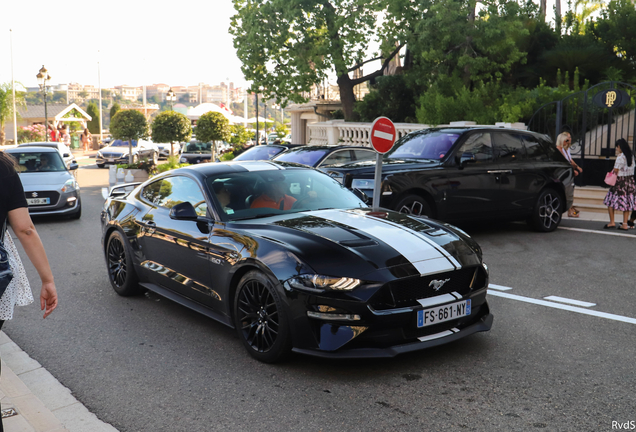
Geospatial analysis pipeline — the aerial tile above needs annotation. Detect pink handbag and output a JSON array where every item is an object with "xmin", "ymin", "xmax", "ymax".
[{"xmin": 604, "ymin": 172, "xmax": 617, "ymax": 186}]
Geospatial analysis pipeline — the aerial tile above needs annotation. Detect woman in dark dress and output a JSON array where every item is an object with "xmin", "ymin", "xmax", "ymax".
[{"xmin": 0, "ymin": 151, "xmax": 58, "ymax": 431}]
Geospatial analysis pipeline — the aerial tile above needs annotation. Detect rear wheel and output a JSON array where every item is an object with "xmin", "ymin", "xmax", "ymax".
[
  {"xmin": 395, "ymin": 194, "xmax": 433, "ymax": 217},
  {"xmin": 97, "ymin": 163, "xmax": 105, "ymax": 168},
  {"xmin": 234, "ymin": 271, "xmax": 292, "ymax": 363},
  {"xmin": 106, "ymin": 231, "xmax": 142, "ymax": 296},
  {"xmin": 529, "ymin": 188, "xmax": 562, "ymax": 232}
]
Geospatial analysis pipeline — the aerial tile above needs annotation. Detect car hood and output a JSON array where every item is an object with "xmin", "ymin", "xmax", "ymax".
[
  {"xmin": 236, "ymin": 208, "xmax": 482, "ymax": 280},
  {"xmin": 19, "ymin": 172, "xmax": 73, "ymax": 189},
  {"xmin": 101, "ymin": 145, "xmax": 134, "ymax": 154}
]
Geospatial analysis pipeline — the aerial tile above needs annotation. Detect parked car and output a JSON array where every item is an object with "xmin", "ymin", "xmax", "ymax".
[
  {"xmin": 179, "ymin": 141, "xmax": 214, "ymax": 164},
  {"xmin": 153, "ymin": 141, "xmax": 181, "ymax": 159},
  {"xmin": 4, "ymin": 147, "xmax": 81, "ymax": 219},
  {"xmin": 18, "ymin": 142, "xmax": 75, "ymax": 168},
  {"xmin": 322, "ymin": 126, "xmax": 575, "ymax": 232},
  {"xmin": 100, "ymin": 161, "xmax": 492, "ymax": 362},
  {"xmin": 96, "ymin": 139, "xmax": 159, "ymax": 168},
  {"xmin": 273, "ymin": 145, "xmax": 377, "ymax": 168},
  {"xmin": 233, "ymin": 143, "xmax": 301, "ymax": 161}
]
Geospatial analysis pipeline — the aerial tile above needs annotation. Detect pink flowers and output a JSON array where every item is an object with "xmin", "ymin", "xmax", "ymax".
[{"xmin": 18, "ymin": 124, "xmax": 47, "ymax": 143}]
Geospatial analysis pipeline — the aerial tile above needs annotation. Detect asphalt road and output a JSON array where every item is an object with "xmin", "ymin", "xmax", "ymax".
[{"xmin": 5, "ymin": 165, "xmax": 636, "ymax": 432}]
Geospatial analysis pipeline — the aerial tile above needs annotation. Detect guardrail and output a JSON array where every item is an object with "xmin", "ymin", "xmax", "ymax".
[{"xmin": 307, "ymin": 120, "xmax": 527, "ymax": 146}]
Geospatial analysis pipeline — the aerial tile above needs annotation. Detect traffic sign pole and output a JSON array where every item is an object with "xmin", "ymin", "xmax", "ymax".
[
  {"xmin": 369, "ymin": 117, "xmax": 397, "ymax": 212},
  {"xmin": 372, "ymin": 153, "xmax": 383, "ymax": 212}
]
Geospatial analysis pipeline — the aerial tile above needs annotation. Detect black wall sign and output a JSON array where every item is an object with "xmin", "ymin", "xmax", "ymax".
[{"xmin": 593, "ymin": 89, "xmax": 631, "ymax": 109}]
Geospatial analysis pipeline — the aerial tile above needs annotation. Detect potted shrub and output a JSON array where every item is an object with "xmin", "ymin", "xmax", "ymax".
[{"xmin": 116, "ymin": 158, "xmax": 156, "ymax": 182}]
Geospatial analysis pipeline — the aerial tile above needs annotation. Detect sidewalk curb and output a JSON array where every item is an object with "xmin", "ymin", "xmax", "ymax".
[{"xmin": 0, "ymin": 332, "xmax": 118, "ymax": 432}]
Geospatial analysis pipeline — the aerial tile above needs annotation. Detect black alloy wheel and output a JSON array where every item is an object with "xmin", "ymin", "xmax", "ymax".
[
  {"xmin": 395, "ymin": 194, "xmax": 433, "ymax": 217},
  {"xmin": 234, "ymin": 271, "xmax": 291, "ymax": 363},
  {"xmin": 530, "ymin": 188, "xmax": 562, "ymax": 232},
  {"xmin": 106, "ymin": 231, "xmax": 142, "ymax": 296}
]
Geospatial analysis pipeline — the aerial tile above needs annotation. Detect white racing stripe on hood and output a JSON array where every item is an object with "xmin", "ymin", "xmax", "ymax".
[{"xmin": 315, "ymin": 209, "xmax": 457, "ymax": 274}]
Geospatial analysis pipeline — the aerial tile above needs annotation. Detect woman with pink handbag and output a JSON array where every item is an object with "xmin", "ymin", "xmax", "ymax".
[{"xmin": 603, "ymin": 138, "xmax": 636, "ymax": 229}]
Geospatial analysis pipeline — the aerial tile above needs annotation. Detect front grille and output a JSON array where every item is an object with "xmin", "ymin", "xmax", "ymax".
[
  {"xmin": 101, "ymin": 152, "xmax": 122, "ymax": 158},
  {"xmin": 370, "ymin": 266, "xmax": 486, "ymax": 310},
  {"xmin": 25, "ymin": 191, "xmax": 60, "ymax": 206}
]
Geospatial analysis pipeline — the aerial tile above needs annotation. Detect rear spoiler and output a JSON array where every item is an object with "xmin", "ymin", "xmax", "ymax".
[{"xmin": 101, "ymin": 182, "xmax": 142, "ymax": 200}]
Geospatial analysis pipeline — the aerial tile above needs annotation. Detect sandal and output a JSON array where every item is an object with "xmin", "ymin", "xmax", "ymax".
[
  {"xmin": 628, "ymin": 220, "xmax": 635, "ymax": 228},
  {"xmin": 568, "ymin": 210, "xmax": 579, "ymax": 218},
  {"xmin": 603, "ymin": 224, "xmax": 616, "ymax": 229}
]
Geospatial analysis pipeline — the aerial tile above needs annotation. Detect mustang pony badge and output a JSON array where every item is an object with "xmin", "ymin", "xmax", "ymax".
[{"xmin": 429, "ymin": 278, "xmax": 450, "ymax": 291}]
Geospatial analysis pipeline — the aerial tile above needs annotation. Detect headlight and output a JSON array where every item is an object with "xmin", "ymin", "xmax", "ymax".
[
  {"xmin": 61, "ymin": 179, "xmax": 77, "ymax": 193},
  {"xmin": 180, "ymin": 157, "xmax": 187, "ymax": 163},
  {"xmin": 287, "ymin": 275, "xmax": 361, "ymax": 293},
  {"xmin": 351, "ymin": 179, "xmax": 374, "ymax": 190}
]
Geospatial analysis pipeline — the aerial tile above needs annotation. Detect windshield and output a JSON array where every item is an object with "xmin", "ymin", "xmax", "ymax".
[
  {"xmin": 184, "ymin": 142, "xmax": 212, "ymax": 153},
  {"xmin": 234, "ymin": 146, "xmax": 286, "ymax": 161},
  {"xmin": 110, "ymin": 140, "xmax": 138, "ymax": 148},
  {"xmin": 273, "ymin": 148, "xmax": 328, "ymax": 166},
  {"xmin": 384, "ymin": 131, "xmax": 460, "ymax": 160},
  {"xmin": 206, "ymin": 168, "xmax": 367, "ymax": 220},
  {"xmin": 9, "ymin": 152, "xmax": 67, "ymax": 173}
]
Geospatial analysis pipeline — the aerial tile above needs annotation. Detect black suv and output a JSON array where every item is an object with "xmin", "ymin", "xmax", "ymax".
[{"xmin": 322, "ymin": 127, "xmax": 574, "ymax": 232}]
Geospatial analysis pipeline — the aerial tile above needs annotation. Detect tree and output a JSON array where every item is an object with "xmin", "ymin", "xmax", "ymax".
[
  {"xmin": 195, "ymin": 112, "xmax": 230, "ymax": 161},
  {"xmin": 230, "ymin": 0, "xmax": 411, "ymax": 120},
  {"xmin": 229, "ymin": 124, "xmax": 251, "ymax": 146},
  {"xmin": 0, "ymin": 83, "xmax": 25, "ymax": 145},
  {"xmin": 110, "ymin": 110, "xmax": 149, "ymax": 164},
  {"xmin": 110, "ymin": 103, "xmax": 121, "ymax": 122},
  {"xmin": 86, "ymin": 102, "xmax": 100, "ymax": 134},
  {"xmin": 150, "ymin": 111, "xmax": 192, "ymax": 158}
]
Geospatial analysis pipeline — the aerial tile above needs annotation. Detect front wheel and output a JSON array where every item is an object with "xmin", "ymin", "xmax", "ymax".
[
  {"xmin": 106, "ymin": 230, "xmax": 142, "ymax": 296},
  {"xmin": 234, "ymin": 271, "xmax": 292, "ymax": 363},
  {"xmin": 395, "ymin": 194, "xmax": 433, "ymax": 217},
  {"xmin": 529, "ymin": 188, "xmax": 562, "ymax": 232}
]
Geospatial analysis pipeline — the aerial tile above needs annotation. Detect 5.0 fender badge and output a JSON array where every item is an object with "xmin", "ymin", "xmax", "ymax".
[{"xmin": 429, "ymin": 278, "xmax": 450, "ymax": 291}]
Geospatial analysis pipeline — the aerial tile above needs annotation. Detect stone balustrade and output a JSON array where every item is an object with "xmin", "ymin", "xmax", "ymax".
[{"xmin": 307, "ymin": 120, "xmax": 527, "ymax": 147}]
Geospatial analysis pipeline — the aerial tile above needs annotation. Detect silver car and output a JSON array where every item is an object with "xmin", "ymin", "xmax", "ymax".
[
  {"xmin": 18, "ymin": 141, "xmax": 75, "ymax": 168},
  {"xmin": 153, "ymin": 141, "xmax": 181, "ymax": 159},
  {"xmin": 4, "ymin": 147, "xmax": 81, "ymax": 219}
]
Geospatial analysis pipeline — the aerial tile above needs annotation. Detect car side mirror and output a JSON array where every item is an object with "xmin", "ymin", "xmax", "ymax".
[
  {"xmin": 456, "ymin": 153, "xmax": 476, "ymax": 169},
  {"xmin": 69, "ymin": 162, "xmax": 79, "ymax": 170},
  {"xmin": 63, "ymin": 153, "xmax": 70, "ymax": 157},
  {"xmin": 352, "ymin": 188, "xmax": 370, "ymax": 204},
  {"xmin": 169, "ymin": 202, "xmax": 198, "ymax": 220}
]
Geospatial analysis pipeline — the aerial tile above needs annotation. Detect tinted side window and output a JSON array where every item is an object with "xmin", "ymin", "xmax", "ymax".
[
  {"xmin": 457, "ymin": 133, "xmax": 493, "ymax": 163},
  {"xmin": 519, "ymin": 134, "xmax": 549, "ymax": 161},
  {"xmin": 493, "ymin": 133, "xmax": 525, "ymax": 162},
  {"xmin": 321, "ymin": 150, "xmax": 353, "ymax": 166},
  {"xmin": 143, "ymin": 176, "xmax": 207, "ymax": 216},
  {"xmin": 353, "ymin": 149, "xmax": 377, "ymax": 162}
]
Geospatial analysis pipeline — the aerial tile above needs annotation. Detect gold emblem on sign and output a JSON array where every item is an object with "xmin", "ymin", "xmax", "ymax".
[{"xmin": 605, "ymin": 91, "xmax": 617, "ymax": 107}]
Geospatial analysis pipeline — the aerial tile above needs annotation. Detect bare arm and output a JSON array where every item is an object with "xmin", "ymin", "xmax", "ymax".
[{"xmin": 7, "ymin": 207, "xmax": 58, "ymax": 318}]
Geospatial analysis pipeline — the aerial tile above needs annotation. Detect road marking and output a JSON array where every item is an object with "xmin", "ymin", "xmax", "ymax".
[
  {"xmin": 488, "ymin": 284, "xmax": 513, "ymax": 291},
  {"xmin": 488, "ymin": 290, "xmax": 636, "ymax": 325},
  {"xmin": 373, "ymin": 130, "xmax": 393, "ymax": 141},
  {"xmin": 543, "ymin": 295, "xmax": 596, "ymax": 308},
  {"xmin": 558, "ymin": 226, "xmax": 635, "ymax": 238}
]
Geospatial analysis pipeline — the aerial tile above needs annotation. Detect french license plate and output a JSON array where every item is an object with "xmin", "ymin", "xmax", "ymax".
[
  {"xmin": 27, "ymin": 197, "xmax": 50, "ymax": 205},
  {"xmin": 108, "ymin": 158, "xmax": 114, "ymax": 162},
  {"xmin": 417, "ymin": 300, "xmax": 470, "ymax": 328}
]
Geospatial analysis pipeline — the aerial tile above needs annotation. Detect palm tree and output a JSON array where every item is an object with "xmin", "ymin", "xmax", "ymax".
[
  {"xmin": 0, "ymin": 82, "xmax": 25, "ymax": 145},
  {"xmin": 574, "ymin": 0, "xmax": 605, "ymax": 25}
]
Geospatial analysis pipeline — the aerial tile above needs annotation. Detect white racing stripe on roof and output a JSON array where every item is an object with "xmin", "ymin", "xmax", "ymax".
[
  {"xmin": 315, "ymin": 209, "xmax": 456, "ymax": 274},
  {"xmin": 236, "ymin": 162, "xmax": 280, "ymax": 172}
]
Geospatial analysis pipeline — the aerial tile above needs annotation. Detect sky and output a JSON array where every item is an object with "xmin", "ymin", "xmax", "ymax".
[{"xmin": 1, "ymin": 0, "xmax": 247, "ymax": 91}]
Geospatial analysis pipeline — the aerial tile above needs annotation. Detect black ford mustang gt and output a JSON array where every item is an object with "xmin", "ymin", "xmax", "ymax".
[{"xmin": 100, "ymin": 161, "xmax": 492, "ymax": 362}]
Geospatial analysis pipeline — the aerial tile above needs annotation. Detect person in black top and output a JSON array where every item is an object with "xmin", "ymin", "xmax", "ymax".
[{"xmin": 0, "ymin": 151, "xmax": 58, "ymax": 431}]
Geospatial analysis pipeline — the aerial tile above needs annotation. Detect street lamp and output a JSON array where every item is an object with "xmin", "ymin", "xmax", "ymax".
[
  {"xmin": 36, "ymin": 65, "xmax": 51, "ymax": 141},
  {"xmin": 166, "ymin": 87, "xmax": 176, "ymax": 111}
]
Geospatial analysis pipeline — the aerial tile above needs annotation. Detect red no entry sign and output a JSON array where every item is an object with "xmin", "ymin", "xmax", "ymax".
[{"xmin": 370, "ymin": 117, "xmax": 396, "ymax": 154}]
